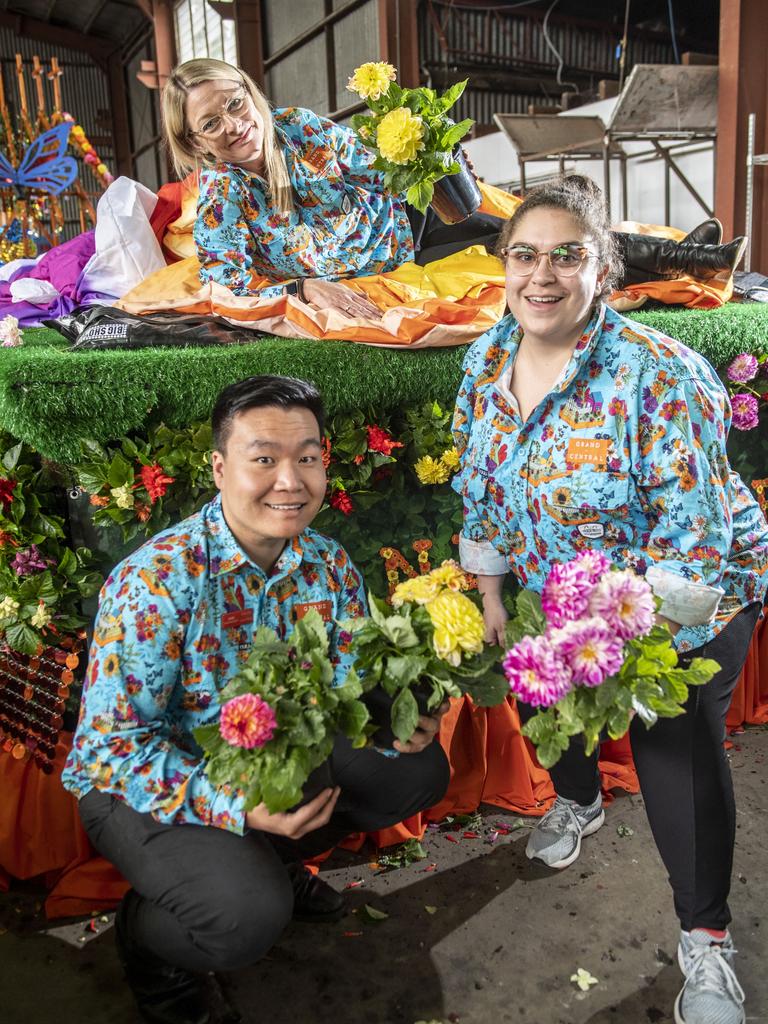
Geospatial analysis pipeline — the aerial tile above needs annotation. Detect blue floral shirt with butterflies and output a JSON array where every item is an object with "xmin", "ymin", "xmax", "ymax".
[
  {"xmin": 194, "ymin": 106, "xmax": 414, "ymax": 297},
  {"xmin": 62, "ymin": 495, "xmax": 367, "ymax": 833},
  {"xmin": 452, "ymin": 303, "xmax": 768, "ymax": 652}
]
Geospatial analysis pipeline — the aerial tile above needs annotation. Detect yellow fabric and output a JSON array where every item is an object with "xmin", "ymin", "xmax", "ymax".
[{"xmin": 118, "ymin": 245, "xmax": 509, "ymax": 348}]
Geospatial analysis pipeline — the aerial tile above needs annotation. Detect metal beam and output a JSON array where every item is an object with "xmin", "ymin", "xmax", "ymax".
[
  {"xmin": 263, "ymin": 0, "xmax": 368, "ymax": 72},
  {"xmin": 0, "ymin": 10, "xmax": 113, "ymax": 63},
  {"xmin": 83, "ymin": 0, "xmax": 109, "ymax": 35}
]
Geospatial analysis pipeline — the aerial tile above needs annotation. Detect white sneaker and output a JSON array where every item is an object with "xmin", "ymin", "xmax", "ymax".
[
  {"xmin": 525, "ymin": 793, "xmax": 604, "ymax": 869},
  {"xmin": 675, "ymin": 929, "xmax": 745, "ymax": 1024}
]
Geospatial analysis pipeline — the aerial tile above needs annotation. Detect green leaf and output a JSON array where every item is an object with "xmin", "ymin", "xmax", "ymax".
[
  {"xmin": 462, "ymin": 669, "xmax": 509, "ymax": 707},
  {"xmin": 3, "ymin": 620, "xmax": 41, "ymax": 655},
  {"xmin": 439, "ymin": 118, "xmax": 474, "ymax": 150},
  {"xmin": 107, "ymin": 451, "xmax": 133, "ymax": 488},
  {"xmin": 391, "ymin": 686, "xmax": 420, "ymax": 743},
  {"xmin": 435, "ymin": 79, "xmax": 467, "ymax": 113},
  {"xmin": 683, "ymin": 657, "xmax": 720, "ymax": 686},
  {"xmin": 386, "ymin": 653, "xmax": 430, "ymax": 687},
  {"xmin": 361, "ymin": 904, "xmax": 389, "ymax": 922},
  {"xmin": 2, "ymin": 442, "xmax": 23, "ymax": 472},
  {"xmin": 406, "ymin": 180, "xmax": 434, "ymax": 213},
  {"xmin": 513, "ymin": 589, "xmax": 547, "ymax": 637}
]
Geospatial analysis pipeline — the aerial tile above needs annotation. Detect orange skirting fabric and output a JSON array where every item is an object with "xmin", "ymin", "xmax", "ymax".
[{"xmin": 1, "ymin": 619, "xmax": 764, "ymax": 919}]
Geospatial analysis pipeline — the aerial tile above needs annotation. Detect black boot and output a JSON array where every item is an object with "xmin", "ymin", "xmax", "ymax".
[
  {"xmin": 287, "ymin": 863, "xmax": 347, "ymax": 923},
  {"xmin": 115, "ymin": 891, "xmax": 210, "ymax": 1024},
  {"xmin": 682, "ymin": 218, "xmax": 723, "ymax": 245},
  {"xmin": 614, "ymin": 232, "xmax": 747, "ymax": 286}
]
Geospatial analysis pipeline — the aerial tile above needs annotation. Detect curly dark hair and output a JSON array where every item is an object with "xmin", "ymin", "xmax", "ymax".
[{"xmin": 497, "ymin": 175, "xmax": 623, "ymax": 298}]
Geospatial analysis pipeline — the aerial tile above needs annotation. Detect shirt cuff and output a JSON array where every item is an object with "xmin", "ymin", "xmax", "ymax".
[
  {"xmin": 458, "ymin": 535, "xmax": 508, "ymax": 576},
  {"xmin": 645, "ymin": 565, "xmax": 724, "ymax": 626}
]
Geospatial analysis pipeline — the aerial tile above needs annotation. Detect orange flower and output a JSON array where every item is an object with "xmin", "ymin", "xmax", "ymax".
[
  {"xmin": 135, "ymin": 502, "xmax": 151, "ymax": 523},
  {"xmin": 321, "ymin": 436, "xmax": 332, "ymax": 469},
  {"xmin": 89, "ymin": 493, "xmax": 109, "ymax": 507}
]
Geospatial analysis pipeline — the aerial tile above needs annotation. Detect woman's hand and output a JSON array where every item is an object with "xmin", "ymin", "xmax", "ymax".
[
  {"xmin": 481, "ymin": 594, "xmax": 509, "ymax": 646},
  {"xmin": 244, "ymin": 787, "xmax": 340, "ymax": 838},
  {"xmin": 302, "ymin": 279, "xmax": 382, "ymax": 320},
  {"xmin": 393, "ymin": 699, "xmax": 451, "ymax": 754}
]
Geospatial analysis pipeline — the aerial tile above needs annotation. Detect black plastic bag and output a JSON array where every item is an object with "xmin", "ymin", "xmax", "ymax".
[{"xmin": 44, "ymin": 304, "xmax": 261, "ymax": 349}]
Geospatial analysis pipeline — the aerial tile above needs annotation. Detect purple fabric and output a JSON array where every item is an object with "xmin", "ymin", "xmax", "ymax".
[{"xmin": 0, "ymin": 230, "xmax": 112, "ymax": 326}]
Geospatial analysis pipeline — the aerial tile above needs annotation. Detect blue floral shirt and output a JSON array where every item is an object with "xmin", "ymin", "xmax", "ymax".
[
  {"xmin": 194, "ymin": 106, "xmax": 414, "ymax": 296},
  {"xmin": 62, "ymin": 496, "xmax": 367, "ymax": 833},
  {"xmin": 452, "ymin": 304, "xmax": 768, "ymax": 652}
]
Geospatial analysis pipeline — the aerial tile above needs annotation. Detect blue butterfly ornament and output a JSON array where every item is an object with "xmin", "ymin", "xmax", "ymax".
[{"xmin": 0, "ymin": 122, "xmax": 78, "ymax": 196}]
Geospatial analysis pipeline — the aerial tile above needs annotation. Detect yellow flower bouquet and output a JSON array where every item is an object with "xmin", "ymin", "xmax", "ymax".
[
  {"xmin": 345, "ymin": 561, "xmax": 508, "ymax": 745},
  {"xmin": 347, "ymin": 61, "xmax": 476, "ymax": 215}
]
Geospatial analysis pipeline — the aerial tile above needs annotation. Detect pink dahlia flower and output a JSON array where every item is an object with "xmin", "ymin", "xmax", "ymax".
[
  {"xmin": 219, "ymin": 693, "xmax": 277, "ymax": 749},
  {"xmin": 503, "ymin": 635, "xmax": 573, "ymax": 707},
  {"xmin": 726, "ymin": 353, "xmax": 759, "ymax": 383},
  {"xmin": 550, "ymin": 618, "xmax": 625, "ymax": 687},
  {"xmin": 541, "ymin": 560, "xmax": 593, "ymax": 627},
  {"xmin": 572, "ymin": 549, "xmax": 611, "ymax": 585},
  {"xmin": 731, "ymin": 393, "xmax": 760, "ymax": 431},
  {"xmin": 588, "ymin": 570, "xmax": 655, "ymax": 641}
]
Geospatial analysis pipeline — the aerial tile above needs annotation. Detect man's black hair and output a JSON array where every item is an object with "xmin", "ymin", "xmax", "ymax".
[{"xmin": 212, "ymin": 375, "xmax": 325, "ymax": 452}]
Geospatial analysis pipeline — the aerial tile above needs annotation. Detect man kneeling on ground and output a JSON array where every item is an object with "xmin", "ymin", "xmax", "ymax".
[{"xmin": 62, "ymin": 375, "xmax": 450, "ymax": 1024}]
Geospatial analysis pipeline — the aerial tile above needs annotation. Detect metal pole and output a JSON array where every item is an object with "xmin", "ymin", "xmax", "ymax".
[{"xmin": 745, "ymin": 112, "xmax": 755, "ymax": 273}]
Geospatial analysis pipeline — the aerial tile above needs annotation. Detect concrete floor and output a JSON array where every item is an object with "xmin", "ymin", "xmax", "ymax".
[{"xmin": 2, "ymin": 726, "xmax": 766, "ymax": 1024}]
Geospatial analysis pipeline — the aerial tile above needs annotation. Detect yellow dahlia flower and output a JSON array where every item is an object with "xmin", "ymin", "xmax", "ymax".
[
  {"xmin": 426, "ymin": 591, "xmax": 484, "ymax": 666},
  {"xmin": 440, "ymin": 447, "xmax": 460, "ymax": 471},
  {"xmin": 414, "ymin": 455, "xmax": 450, "ymax": 485},
  {"xmin": 377, "ymin": 107, "xmax": 425, "ymax": 165},
  {"xmin": 392, "ymin": 574, "xmax": 442, "ymax": 608},
  {"xmin": 428, "ymin": 560, "xmax": 469, "ymax": 592},
  {"xmin": 347, "ymin": 62, "xmax": 397, "ymax": 100}
]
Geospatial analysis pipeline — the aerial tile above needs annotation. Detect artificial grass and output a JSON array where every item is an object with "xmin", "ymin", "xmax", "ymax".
[{"xmin": 4, "ymin": 301, "xmax": 768, "ymax": 462}]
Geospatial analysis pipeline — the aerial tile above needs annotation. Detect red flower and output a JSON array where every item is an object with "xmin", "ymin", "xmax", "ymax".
[
  {"xmin": 366, "ymin": 425, "xmax": 403, "ymax": 457},
  {"xmin": 0, "ymin": 476, "xmax": 16, "ymax": 511},
  {"xmin": 321, "ymin": 437, "xmax": 332, "ymax": 469},
  {"xmin": 138, "ymin": 463, "xmax": 175, "ymax": 504},
  {"xmin": 330, "ymin": 488, "xmax": 354, "ymax": 516}
]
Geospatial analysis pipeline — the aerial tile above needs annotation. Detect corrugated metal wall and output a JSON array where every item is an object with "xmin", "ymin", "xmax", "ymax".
[
  {"xmin": 419, "ymin": 3, "xmax": 676, "ymax": 126},
  {"xmin": 0, "ymin": 30, "xmax": 113, "ymax": 240}
]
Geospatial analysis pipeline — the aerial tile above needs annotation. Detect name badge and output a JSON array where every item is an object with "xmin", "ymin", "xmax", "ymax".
[
  {"xmin": 294, "ymin": 600, "xmax": 333, "ymax": 623},
  {"xmin": 566, "ymin": 437, "xmax": 610, "ymax": 467},
  {"xmin": 578, "ymin": 523, "xmax": 605, "ymax": 538},
  {"xmin": 222, "ymin": 608, "xmax": 254, "ymax": 629}
]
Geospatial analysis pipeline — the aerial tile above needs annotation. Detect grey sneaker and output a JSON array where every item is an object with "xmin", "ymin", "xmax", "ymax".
[
  {"xmin": 675, "ymin": 930, "xmax": 745, "ymax": 1024},
  {"xmin": 525, "ymin": 793, "xmax": 604, "ymax": 869}
]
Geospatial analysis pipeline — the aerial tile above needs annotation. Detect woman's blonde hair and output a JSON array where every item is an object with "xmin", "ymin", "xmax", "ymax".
[{"xmin": 162, "ymin": 58, "xmax": 294, "ymax": 214}]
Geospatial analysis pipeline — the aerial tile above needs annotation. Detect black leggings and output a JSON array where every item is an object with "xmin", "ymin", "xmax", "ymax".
[
  {"xmin": 519, "ymin": 603, "xmax": 761, "ymax": 931},
  {"xmin": 78, "ymin": 734, "xmax": 449, "ymax": 972},
  {"xmin": 405, "ymin": 203, "xmax": 504, "ymax": 265}
]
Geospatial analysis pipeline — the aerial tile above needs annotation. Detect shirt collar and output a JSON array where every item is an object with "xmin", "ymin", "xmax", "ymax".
[
  {"xmin": 474, "ymin": 303, "xmax": 606, "ymax": 395},
  {"xmin": 203, "ymin": 495, "xmax": 326, "ymax": 578}
]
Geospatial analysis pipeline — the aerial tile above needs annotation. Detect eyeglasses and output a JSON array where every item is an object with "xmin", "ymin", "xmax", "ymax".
[
  {"xmin": 500, "ymin": 243, "xmax": 598, "ymax": 278},
  {"xmin": 189, "ymin": 90, "xmax": 250, "ymax": 139}
]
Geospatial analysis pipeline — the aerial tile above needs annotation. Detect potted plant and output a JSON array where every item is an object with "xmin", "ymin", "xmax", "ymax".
[
  {"xmin": 501, "ymin": 551, "xmax": 719, "ymax": 768},
  {"xmin": 194, "ymin": 610, "xmax": 371, "ymax": 813},
  {"xmin": 346, "ymin": 560, "xmax": 509, "ymax": 746},
  {"xmin": 347, "ymin": 61, "xmax": 481, "ymax": 223}
]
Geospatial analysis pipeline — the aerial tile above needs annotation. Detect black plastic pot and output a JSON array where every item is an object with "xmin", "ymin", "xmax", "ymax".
[
  {"xmin": 363, "ymin": 684, "xmax": 434, "ymax": 750},
  {"xmin": 430, "ymin": 148, "xmax": 482, "ymax": 225},
  {"xmin": 290, "ymin": 758, "xmax": 335, "ymax": 811}
]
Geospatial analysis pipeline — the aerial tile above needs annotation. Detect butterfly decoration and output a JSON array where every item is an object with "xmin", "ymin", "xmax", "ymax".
[{"xmin": 0, "ymin": 122, "xmax": 78, "ymax": 196}]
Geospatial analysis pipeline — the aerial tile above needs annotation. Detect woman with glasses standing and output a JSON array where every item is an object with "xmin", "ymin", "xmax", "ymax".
[
  {"xmin": 452, "ymin": 175, "xmax": 768, "ymax": 1024},
  {"xmin": 161, "ymin": 59, "xmax": 744, "ymax": 320}
]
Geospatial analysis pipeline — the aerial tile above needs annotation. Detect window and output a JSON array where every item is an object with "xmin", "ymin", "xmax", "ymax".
[{"xmin": 174, "ymin": 0, "xmax": 238, "ymax": 64}]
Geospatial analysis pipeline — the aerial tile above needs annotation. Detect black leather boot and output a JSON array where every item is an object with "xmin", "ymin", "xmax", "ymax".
[
  {"xmin": 288, "ymin": 863, "xmax": 347, "ymax": 923},
  {"xmin": 115, "ymin": 892, "xmax": 210, "ymax": 1024},
  {"xmin": 614, "ymin": 232, "xmax": 747, "ymax": 285},
  {"xmin": 682, "ymin": 218, "xmax": 723, "ymax": 245}
]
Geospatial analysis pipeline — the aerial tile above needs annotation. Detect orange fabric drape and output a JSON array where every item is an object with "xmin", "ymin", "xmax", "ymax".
[{"xmin": 1, "ymin": 621, "xmax": 763, "ymax": 918}]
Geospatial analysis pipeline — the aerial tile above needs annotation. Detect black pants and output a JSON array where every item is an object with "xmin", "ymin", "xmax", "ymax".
[
  {"xmin": 405, "ymin": 203, "xmax": 504, "ymax": 266},
  {"xmin": 519, "ymin": 603, "xmax": 761, "ymax": 931},
  {"xmin": 79, "ymin": 734, "xmax": 449, "ymax": 973}
]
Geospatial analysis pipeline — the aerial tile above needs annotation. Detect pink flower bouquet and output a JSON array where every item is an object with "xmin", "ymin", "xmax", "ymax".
[
  {"xmin": 194, "ymin": 610, "xmax": 371, "ymax": 813},
  {"xmin": 503, "ymin": 552, "xmax": 719, "ymax": 768}
]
